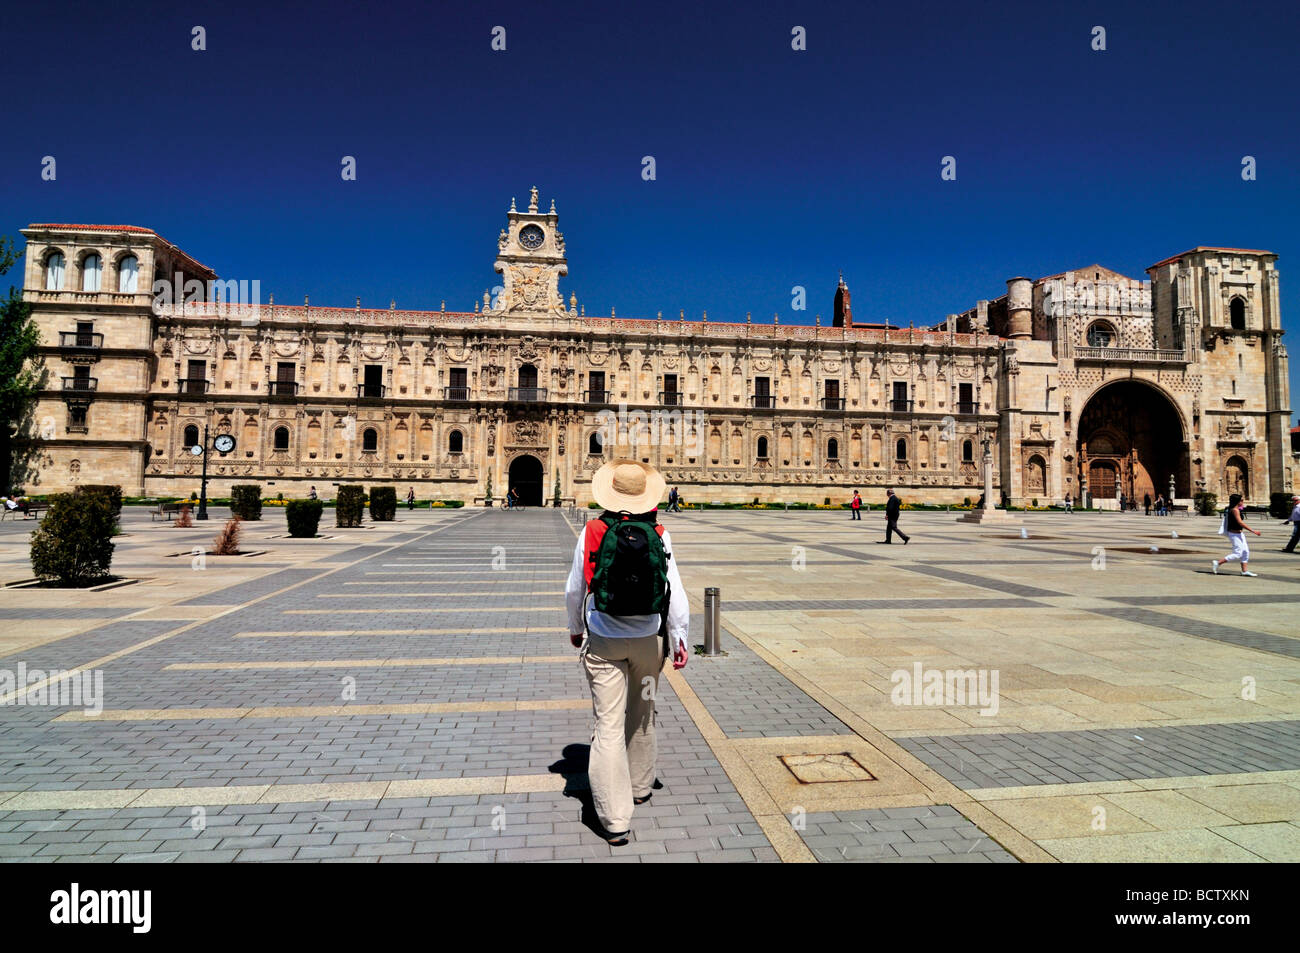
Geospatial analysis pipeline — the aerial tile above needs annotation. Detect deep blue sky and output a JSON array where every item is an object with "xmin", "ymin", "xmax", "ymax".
[{"xmin": 3, "ymin": 0, "xmax": 1298, "ymax": 410}]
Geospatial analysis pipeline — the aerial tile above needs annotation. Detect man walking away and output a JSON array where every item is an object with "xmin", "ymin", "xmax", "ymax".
[
  {"xmin": 1282, "ymin": 494, "xmax": 1300, "ymax": 553},
  {"xmin": 406, "ymin": 487, "xmax": 415, "ymax": 510},
  {"xmin": 1213, "ymin": 493, "xmax": 1262, "ymax": 576},
  {"xmin": 566, "ymin": 459, "xmax": 689, "ymax": 846},
  {"xmin": 881, "ymin": 488, "xmax": 910, "ymax": 544},
  {"xmin": 1144, "ymin": 492, "xmax": 1152, "ymax": 516},
  {"xmin": 851, "ymin": 490, "xmax": 862, "ymax": 520},
  {"xmin": 1064, "ymin": 493, "xmax": 1072, "ymax": 513}
]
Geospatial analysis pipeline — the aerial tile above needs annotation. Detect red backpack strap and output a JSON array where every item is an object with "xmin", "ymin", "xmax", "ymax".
[{"xmin": 582, "ymin": 519, "xmax": 610, "ymax": 588}]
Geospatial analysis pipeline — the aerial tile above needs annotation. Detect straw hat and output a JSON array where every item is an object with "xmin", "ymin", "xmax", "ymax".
[{"xmin": 591, "ymin": 459, "xmax": 666, "ymax": 514}]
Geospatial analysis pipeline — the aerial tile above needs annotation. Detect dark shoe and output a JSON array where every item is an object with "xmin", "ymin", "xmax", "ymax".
[
  {"xmin": 903, "ymin": 537, "xmax": 910, "ymax": 545},
  {"xmin": 634, "ymin": 793, "xmax": 653, "ymax": 805},
  {"xmin": 604, "ymin": 830, "xmax": 630, "ymax": 846}
]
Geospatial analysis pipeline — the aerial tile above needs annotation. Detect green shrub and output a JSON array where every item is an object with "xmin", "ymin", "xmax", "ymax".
[
  {"xmin": 287, "ymin": 499, "xmax": 324, "ymax": 537},
  {"xmin": 74, "ymin": 484, "xmax": 122, "ymax": 518},
  {"xmin": 1270, "ymin": 492, "xmax": 1292, "ymax": 519},
  {"xmin": 230, "ymin": 485, "xmax": 263, "ymax": 521},
  {"xmin": 1031, "ymin": 498, "xmax": 1039, "ymax": 508},
  {"xmin": 370, "ymin": 487, "xmax": 397, "ymax": 521},
  {"xmin": 337, "ymin": 485, "xmax": 366, "ymax": 527},
  {"xmin": 30, "ymin": 493, "xmax": 116, "ymax": 586},
  {"xmin": 963, "ymin": 497, "xmax": 972, "ymax": 506},
  {"xmin": 1194, "ymin": 491, "xmax": 1218, "ymax": 516}
]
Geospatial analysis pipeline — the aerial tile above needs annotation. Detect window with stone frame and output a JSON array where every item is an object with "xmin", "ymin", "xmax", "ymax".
[
  {"xmin": 1086, "ymin": 321, "xmax": 1117, "ymax": 347},
  {"xmin": 67, "ymin": 404, "xmax": 88, "ymax": 434}
]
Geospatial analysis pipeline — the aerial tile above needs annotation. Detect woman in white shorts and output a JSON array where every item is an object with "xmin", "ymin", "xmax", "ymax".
[{"xmin": 1213, "ymin": 493, "xmax": 1262, "ymax": 576}]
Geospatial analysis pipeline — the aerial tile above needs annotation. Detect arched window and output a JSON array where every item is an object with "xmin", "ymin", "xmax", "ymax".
[
  {"xmin": 362, "ymin": 428, "xmax": 377, "ymax": 452},
  {"xmin": 448, "ymin": 430, "xmax": 463, "ymax": 453},
  {"xmin": 118, "ymin": 255, "xmax": 138, "ymax": 293},
  {"xmin": 827, "ymin": 438, "xmax": 839, "ymax": 460},
  {"xmin": 183, "ymin": 424, "xmax": 199, "ymax": 448},
  {"xmin": 82, "ymin": 254, "xmax": 102, "ymax": 292},
  {"xmin": 1086, "ymin": 321, "xmax": 1116, "ymax": 347},
  {"xmin": 962, "ymin": 439, "xmax": 973, "ymax": 463},
  {"xmin": 45, "ymin": 252, "xmax": 65, "ymax": 290},
  {"xmin": 588, "ymin": 432, "xmax": 602, "ymax": 454},
  {"xmin": 757, "ymin": 436, "xmax": 769, "ymax": 459},
  {"xmin": 274, "ymin": 426, "xmax": 289, "ymax": 450},
  {"xmin": 1230, "ymin": 297, "xmax": 1246, "ymax": 330},
  {"xmin": 896, "ymin": 438, "xmax": 908, "ymax": 461}
]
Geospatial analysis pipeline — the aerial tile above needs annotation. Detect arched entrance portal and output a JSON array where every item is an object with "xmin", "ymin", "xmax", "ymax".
[
  {"xmin": 1077, "ymin": 381, "xmax": 1186, "ymax": 503},
  {"xmin": 508, "ymin": 454, "xmax": 544, "ymax": 507}
]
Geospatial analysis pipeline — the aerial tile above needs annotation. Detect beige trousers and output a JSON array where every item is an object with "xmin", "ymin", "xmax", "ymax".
[{"xmin": 581, "ymin": 632, "xmax": 663, "ymax": 833}]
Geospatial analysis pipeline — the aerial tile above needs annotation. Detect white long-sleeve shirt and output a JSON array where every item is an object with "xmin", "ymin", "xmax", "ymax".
[{"xmin": 565, "ymin": 525, "xmax": 690, "ymax": 655}]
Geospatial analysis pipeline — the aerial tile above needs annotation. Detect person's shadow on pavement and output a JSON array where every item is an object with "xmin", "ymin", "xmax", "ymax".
[{"xmin": 549, "ymin": 743, "xmax": 662, "ymax": 845}]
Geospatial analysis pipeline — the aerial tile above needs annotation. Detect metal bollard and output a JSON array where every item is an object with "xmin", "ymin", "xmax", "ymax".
[{"xmin": 703, "ymin": 587, "xmax": 721, "ymax": 655}]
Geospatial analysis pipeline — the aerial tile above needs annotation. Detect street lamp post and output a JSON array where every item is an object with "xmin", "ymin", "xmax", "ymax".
[{"xmin": 197, "ymin": 422, "xmax": 211, "ymax": 520}]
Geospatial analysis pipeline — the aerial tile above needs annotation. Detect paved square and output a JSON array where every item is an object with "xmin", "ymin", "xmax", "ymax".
[{"xmin": 1, "ymin": 505, "xmax": 1298, "ymax": 861}]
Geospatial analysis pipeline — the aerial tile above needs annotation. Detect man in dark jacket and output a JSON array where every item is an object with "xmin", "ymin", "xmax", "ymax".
[{"xmin": 882, "ymin": 488, "xmax": 910, "ymax": 544}]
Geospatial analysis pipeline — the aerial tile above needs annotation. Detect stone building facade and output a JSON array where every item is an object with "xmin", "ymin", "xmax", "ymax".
[{"xmin": 18, "ymin": 190, "xmax": 1296, "ymax": 506}]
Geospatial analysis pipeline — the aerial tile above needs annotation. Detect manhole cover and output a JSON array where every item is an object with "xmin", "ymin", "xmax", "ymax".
[{"xmin": 780, "ymin": 753, "xmax": 876, "ymax": 784}]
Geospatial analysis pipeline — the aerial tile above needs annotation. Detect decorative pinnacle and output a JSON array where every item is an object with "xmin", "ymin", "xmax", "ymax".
[{"xmin": 549, "ymin": 198, "xmax": 556, "ymax": 214}]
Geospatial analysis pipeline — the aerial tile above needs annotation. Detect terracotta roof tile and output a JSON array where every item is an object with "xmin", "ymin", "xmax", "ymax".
[{"xmin": 28, "ymin": 224, "xmax": 156, "ymax": 234}]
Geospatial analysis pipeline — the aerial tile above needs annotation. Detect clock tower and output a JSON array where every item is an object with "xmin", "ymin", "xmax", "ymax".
[{"xmin": 492, "ymin": 187, "xmax": 570, "ymax": 316}]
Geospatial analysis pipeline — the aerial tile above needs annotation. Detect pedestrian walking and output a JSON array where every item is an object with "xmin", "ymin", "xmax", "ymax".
[
  {"xmin": 1212, "ymin": 493, "xmax": 1262, "ymax": 576},
  {"xmin": 406, "ymin": 487, "xmax": 415, "ymax": 510},
  {"xmin": 1144, "ymin": 492, "xmax": 1152, "ymax": 516},
  {"xmin": 880, "ymin": 488, "xmax": 910, "ymax": 544},
  {"xmin": 850, "ymin": 489, "xmax": 862, "ymax": 520},
  {"xmin": 1282, "ymin": 494, "xmax": 1300, "ymax": 554},
  {"xmin": 667, "ymin": 486, "xmax": 678, "ymax": 513},
  {"xmin": 1063, "ymin": 493, "xmax": 1073, "ymax": 513},
  {"xmin": 566, "ymin": 459, "xmax": 689, "ymax": 846},
  {"xmin": 308, "ymin": 485, "xmax": 318, "ymax": 500}
]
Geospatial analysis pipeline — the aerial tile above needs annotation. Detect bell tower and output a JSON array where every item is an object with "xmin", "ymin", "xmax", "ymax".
[{"xmin": 492, "ymin": 187, "xmax": 569, "ymax": 316}]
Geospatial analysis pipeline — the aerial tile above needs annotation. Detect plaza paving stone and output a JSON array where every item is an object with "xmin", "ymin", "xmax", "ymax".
[{"xmin": 2, "ymin": 506, "xmax": 1299, "ymax": 861}]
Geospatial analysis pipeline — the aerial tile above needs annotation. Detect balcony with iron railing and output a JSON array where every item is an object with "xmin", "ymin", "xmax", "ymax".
[
  {"xmin": 58, "ymin": 331, "xmax": 104, "ymax": 351},
  {"xmin": 508, "ymin": 386, "xmax": 547, "ymax": 402},
  {"xmin": 357, "ymin": 383, "xmax": 387, "ymax": 400},
  {"xmin": 62, "ymin": 376, "xmax": 98, "ymax": 393},
  {"xmin": 583, "ymin": 389, "xmax": 611, "ymax": 403},
  {"xmin": 268, "ymin": 380, "xmax": 299, "ymax": 398},
  {"xmin": 821, "ymin": 396, "xmax": 845, "ymax": 410},
  {"xmin": 751, "ymin": 394, "xmax": 776, "ymax": 409},
  {"xmin": 177, "ymin": 378, "xmax": 210, "ymax": 395},
  {"xmin": 444, "ymin": 386, "xmax": 471, "ymax": 401},
  {"xmin": 956, "ymin": 401, "xmax": 979, "ymax": 415},
  {"xmin": 659, "ymin": 391, "xmax": 682, "ymax": 406},
  {"xmin": 890, "ymin": 399, "xmax": 915, "ymax": 413}
]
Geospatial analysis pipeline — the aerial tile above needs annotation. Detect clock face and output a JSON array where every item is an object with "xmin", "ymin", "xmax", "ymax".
[
  {"xmin": 518, "ymin": 224, "xmax": 545, "ymax": 250},
  {"xmin": 214, "ymin": 434, "xmax": 236, "ymax": 454},
  {"xmin": 190, "ymin": 444, "xmax": 204, "ymax": 456}
]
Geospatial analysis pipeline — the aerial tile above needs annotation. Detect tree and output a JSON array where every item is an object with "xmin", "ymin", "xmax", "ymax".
[{"xmin": 0, "ymin": 237, "xmax": 46, "ymax": 495}]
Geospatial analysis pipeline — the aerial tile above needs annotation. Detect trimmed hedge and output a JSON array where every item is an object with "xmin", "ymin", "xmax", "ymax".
[
  {"xmin": 74, "ymin": 484, "xmax": 122, "ymax": 518},
  {"xmin": 1195, "ymin": 491, "xmax": 1218, "ymax": 516},
  {"xmin": 230, "ymin": 485, "xmax": 263, "ymax": 521},
  {"xmin": 287, "ymin": 499, "xmax": 324, "ymax": 538},
  {"xmin": 30, "ymin": 493, "xmax": 116, "ymax": 586},
  {"xmin": 370, "ymin": 487, "xmax": 397, "ymax": 521},
  {"xmin": 336, "ymin": 485, "xmax": 366, "ymax": 527}
]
